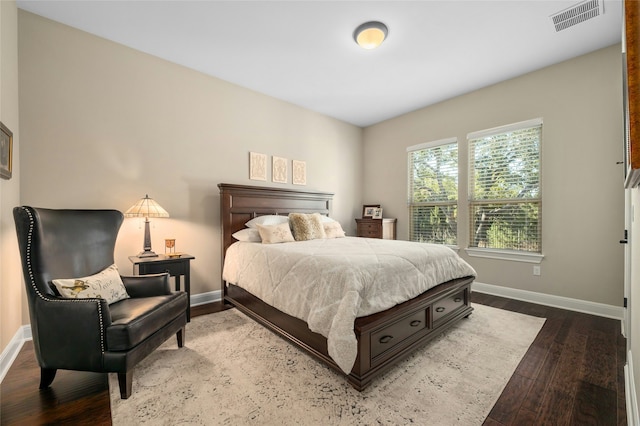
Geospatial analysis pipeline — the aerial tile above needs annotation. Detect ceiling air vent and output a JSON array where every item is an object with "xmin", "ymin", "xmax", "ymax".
[{"xmin": 550, "ymin": 0, "xmax": 604, "ymax": 32}]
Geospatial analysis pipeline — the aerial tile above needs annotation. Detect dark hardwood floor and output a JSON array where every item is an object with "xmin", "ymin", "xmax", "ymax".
[{"xmin": 0, "ymin": 295, "xmax": 627, "ymax": 425}]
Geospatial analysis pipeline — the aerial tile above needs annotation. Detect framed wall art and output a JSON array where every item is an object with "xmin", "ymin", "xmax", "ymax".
[
  {"xmin": 249, "ymin": 152, "xmax": 267, "ymax": 181},
  {"xmin": 292, "ymin": 160, "xmax": 306, "ymax": 185},
  {"xmin": 272, "ymin": 156, "xmax": 288, "ymax": 184},
  {"xmin": 0, "ymin": 122, "xmax": 13, "ymax": 180}
]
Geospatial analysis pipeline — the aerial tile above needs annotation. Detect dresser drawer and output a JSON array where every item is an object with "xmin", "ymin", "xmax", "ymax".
[
  {"xmin": 138, "ymin": 261, "xmax": 186, "ymax": 276},
  {"xmin": 433, "ymin": 290, "xmax": 466, "ymax": 323},
  {"xmin": 359, "ymin": 228, "xmax": 380, "ymax": 238},
  {"xmin": 371, "ymin": 310, "xmax": 427, "ymax": 358}
]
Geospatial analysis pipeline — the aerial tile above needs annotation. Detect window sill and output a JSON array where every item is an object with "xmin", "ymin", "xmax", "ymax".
[{"xmin": 464, "ymin": 248, "xmax": 544, "ymax": 264}]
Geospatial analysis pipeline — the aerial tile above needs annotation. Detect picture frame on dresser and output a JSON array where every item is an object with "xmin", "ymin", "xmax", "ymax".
[
  {"xmin": 372, "ymin": 207, "xmax": 383, "ymax": 219},
  {"xmin": 362, "ymin": 204, "xmax": 380, "ymax": 219}
]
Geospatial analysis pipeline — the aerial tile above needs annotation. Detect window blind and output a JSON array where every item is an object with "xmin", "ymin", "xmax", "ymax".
[
  {"xmin": 407, "ymin": 138, "xmax": 458, "ymax": 245},
  {"xmin": 468, "ymin": 120, "xmax": 542, "ymax": 252}
]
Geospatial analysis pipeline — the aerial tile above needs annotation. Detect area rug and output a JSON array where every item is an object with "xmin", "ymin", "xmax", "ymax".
[{"xmin": 109, "ymin": 304, "xmax": 545, "ymax": 425}]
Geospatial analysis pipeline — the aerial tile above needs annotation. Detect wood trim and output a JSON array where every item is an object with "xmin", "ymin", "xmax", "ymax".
[{"xmin": 626, "ymin": 0, "xmax": 640, "ymax": 181}]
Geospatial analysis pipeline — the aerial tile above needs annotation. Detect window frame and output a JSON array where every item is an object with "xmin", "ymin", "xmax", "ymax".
[{"xmin": 464, "ymin": 118, "xmax": 544, "ymax": 263}]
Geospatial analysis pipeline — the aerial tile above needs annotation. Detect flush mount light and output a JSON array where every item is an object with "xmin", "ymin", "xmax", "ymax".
[{"xmin": 353, "ymin": 21, "xmax": 388, "ymax": 49}]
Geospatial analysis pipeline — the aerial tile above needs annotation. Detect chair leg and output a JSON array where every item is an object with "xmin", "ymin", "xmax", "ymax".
[
  {"xmin": 177, "ymin": 327, "xmax": 185, "ymax": 348},
  {"xmin": 118, "ymin": 372, "xmax": 132, "ymax": 399},
  {"xmin": 39, "ymin": 368, "xmax": 57, "ymax": 389}
]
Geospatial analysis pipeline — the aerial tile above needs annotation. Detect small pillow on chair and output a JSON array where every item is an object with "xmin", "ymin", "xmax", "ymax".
[{"xmin": 51, "ymin": 264, "xmax": 129, "ymax": 304}]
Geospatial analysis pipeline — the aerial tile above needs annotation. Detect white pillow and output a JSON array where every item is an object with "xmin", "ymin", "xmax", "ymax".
[
  {"xmin": 245, "ymin": 215, "xmax": 289, "ymax": 229},
  {"xmin": 256, "ymin": 222, "xmax": 295, "ymax": 244},
  {"xmin": 232, "ymin": 228, "xmax": 262, "ymax": 242},
  {"xmin": 324, "ymin": 221, "xmax": 346, "ymax": 238},
  {"xmin": 51, "ymin": 264, "xmax": 129, "ymax": 304},
  {"xmin": 320, "ymin": 215, "xmax": 336, "ymax": 223}
]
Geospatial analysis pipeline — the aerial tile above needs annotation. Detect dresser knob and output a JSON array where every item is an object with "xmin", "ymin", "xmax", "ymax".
[
  {"xmin": 410, "ymin": 320, "xmax": 421, "ymax": 327},
  {"xmin": 435, "ymin": 307, "xmax": 445, "ymax": 313},
  {"xmin": 379, "ymin": 335, "xmax": 394, "ymax": 344},
  {"xmin": 454, "ymin": 297, "xmax": 462, "ymax": 303}
]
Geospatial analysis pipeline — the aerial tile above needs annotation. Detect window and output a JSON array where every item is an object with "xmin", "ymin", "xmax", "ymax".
[
  {"xmin": 407, "ymin": 138, "xmax": 458, "ymax": 245},
  {"xmin": 468, "ymin": 118, "xmax": 542, "ymax": 254}
]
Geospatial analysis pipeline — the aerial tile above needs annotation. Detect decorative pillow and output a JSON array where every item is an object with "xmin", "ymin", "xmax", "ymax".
[
  {"xmin": 289, "ymin": 213, "xmax": 326, "ymax": 241},
  {"xmin": 245, "ymin": 215, "xmax": 289, "ymax": 229},
  {"xmin": 232, "ymin": 228, "xmax": 262, "ymax": 242},
  {"xmin": 324, "ymin": 221, "xmax": 346, "ymax": 239},
  {"xmin": 257, "ymin": 222, "xmax": 295, "ymax": 244},
  {"xmin": 51, "ymin": 264, "xmax": 129, "ymax": 304}
]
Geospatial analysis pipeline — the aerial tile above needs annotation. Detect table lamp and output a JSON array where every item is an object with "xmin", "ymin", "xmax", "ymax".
[{"xmin": 125, "ymin": 194, "xmax": 169, "ymax": 257}]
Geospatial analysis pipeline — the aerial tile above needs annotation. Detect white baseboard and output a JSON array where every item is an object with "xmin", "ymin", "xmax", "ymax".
[
  {"xmin": 190, "ymin": 290, "xmax": 221, "ymax": 306},
  {"xmin": 0, "ymin": 325, "xmax": 30, "ymax": 384},
  {"xmin": 472, "ymin": 282, "xmax": 624, "ymax": 320},
  {"xmin": 626, "ymin": 351, "xmax": 639, "ymax": 426}
]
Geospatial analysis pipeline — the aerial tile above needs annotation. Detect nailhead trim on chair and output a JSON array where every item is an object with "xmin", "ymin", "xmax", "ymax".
[{"xmin": 20, "ymin": 207, "xmax": 106, "ymax": 354}]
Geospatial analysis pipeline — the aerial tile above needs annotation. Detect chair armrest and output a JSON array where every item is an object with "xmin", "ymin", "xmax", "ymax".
[
  {"xmin": 121, "ymin": 273, "xmax": 171, "ymax": 297},
  {"xmin": 34, "ymin": 296, "xmax": 111, "ymax": 371}
]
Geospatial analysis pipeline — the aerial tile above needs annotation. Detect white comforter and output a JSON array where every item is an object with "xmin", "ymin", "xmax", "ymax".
[{"xmin": 222, "ymin": 237, "xmax": 476, "ymax": 374}]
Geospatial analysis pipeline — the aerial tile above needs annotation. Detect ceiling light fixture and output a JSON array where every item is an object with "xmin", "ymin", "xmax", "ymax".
[{"xmin": 353, "ymin": 21, "xmax": 388, "ymax": 50}]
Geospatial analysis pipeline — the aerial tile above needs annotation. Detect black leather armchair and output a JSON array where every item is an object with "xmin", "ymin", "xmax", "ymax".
[{"xmin": 13, "ymin": 206, "xmax": 189, "ymax": 399}]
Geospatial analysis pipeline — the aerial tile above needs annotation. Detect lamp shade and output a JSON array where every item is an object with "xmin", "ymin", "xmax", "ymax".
[
  {"xmin": 354, "ymin": 21, "xmax": 388, "ymax": 49},
  {"xmin": 124, "ymin": 194, "xmax": 169, "ymax": 218}
]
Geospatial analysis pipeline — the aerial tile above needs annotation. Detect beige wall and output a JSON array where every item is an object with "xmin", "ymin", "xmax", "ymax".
[
  {"xmin": 17, "ymin": 11, "xmax": 363, "ymax": 307},
  {"xmin": 0, "ymin": 1, "xmax": 23, "ymax": 356},
  {"xmin": 363, "ymin": 45, "xmax": 624, "ymax": 306}
]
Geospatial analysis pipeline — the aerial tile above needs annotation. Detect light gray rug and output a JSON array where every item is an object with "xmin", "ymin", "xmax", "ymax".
[{"xmin": 109, "ymin": 304, "xmax": 545, "ymax": 425}]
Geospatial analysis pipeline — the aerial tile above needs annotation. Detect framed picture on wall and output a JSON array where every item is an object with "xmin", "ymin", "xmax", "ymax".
[
  {"xmin": 249, "ymin": 152, "xmax": 267, "ymax": 181},
  {"xmin": 272, "ymin": 156, "xmax": 288, "ymax": 184},
  {"xmin": 362, "ymin": 204, "xmax": 380, "ymax": 218},
  {"xmin": 0, "ymin": 122, "xmax": 13, "ymax": 180},
  {"xmin": 292, "ymin": 160, "xmax": 306, "ymax": 185}
]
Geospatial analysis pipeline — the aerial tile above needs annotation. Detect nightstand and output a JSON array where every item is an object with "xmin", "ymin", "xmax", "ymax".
[
  {"xmin": 128, "ymin": 254, "xmax": 195, "ymax": 321},
  {"xmin": 355, "ymin": 218, "xmax": 397, "ymax": 239}
]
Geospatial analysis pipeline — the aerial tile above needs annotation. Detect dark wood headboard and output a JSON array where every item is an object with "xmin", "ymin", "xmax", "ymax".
[{"xmin": 218, "ymin": 183, "xmax": 334, "ymax": 290}]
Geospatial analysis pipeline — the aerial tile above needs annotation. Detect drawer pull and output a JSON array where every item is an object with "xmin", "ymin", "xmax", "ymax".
[
  {"xmin": 454, "ymin": 297, "xmax": 462, "ymax": 303},
  {"xmin": 410, "ymin": 320, "xmax": 421, "ymax": 327},
  {"xmin": 435, "ymin": 307, "xmax": 445, "ymax": 313},
  {"xmin": 379, "ymin": 335, "xmax": 394, "ymax": 344}
]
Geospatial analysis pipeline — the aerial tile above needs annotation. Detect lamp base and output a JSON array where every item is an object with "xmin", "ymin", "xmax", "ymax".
[{"xmin": 137, "ymin": 250, "xmax": 159, "ymax": 258}]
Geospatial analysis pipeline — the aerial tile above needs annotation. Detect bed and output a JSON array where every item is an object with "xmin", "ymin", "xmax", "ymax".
[{"xmin": 218, "ymin": 183, "xmax": 476, "ymax": 390}]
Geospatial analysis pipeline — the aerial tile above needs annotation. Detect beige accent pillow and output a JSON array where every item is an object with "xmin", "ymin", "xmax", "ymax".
[
  {"xmin": 257, "ymin": 222, "xmax": 295, "ymax": 244},
  {"xmin": 51, "ymin": 264, "xmax": 129, "ymax": 304},
  {"xmin": 324, "ymin": 221, "xmax": 346, "ymax": 239},
  {"xmin": 289, "ymin": 213, "xmax": 326, "ymax": 241}
]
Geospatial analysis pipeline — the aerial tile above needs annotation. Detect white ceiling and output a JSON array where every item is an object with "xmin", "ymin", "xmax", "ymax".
[{"xmin": 16, "ymin": 0, "xmax": 623, "ymax": 127}]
